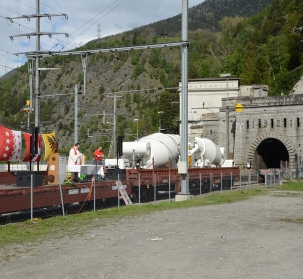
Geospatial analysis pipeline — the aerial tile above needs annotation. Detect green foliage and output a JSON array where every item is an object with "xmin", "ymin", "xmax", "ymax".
[
  {"xmin": 64, "ymin": 104, "xmax": 70, "ymax": 115},
  {"xmin": 131, "ymin": 0, "xmax": 272, "ymax": 35},
  {"xmin": 131, "ymin": 51, "xmax": 141, "ymax": 65},
  {"xmin": 125, "ymin": 93, "xmax": 131, "ymax": 110},
  {"xmin": 149, "ymin": 49, "xmax": 161, "ymax": 67},
  {"xmin": 133, "ymin": 92, "xmax": 141, "ymax": 104},
  {"xmin": 133, "ymin": 63, "xmax": 143, "ymax": 78},
  {"xmin": 113, "ymin": 61, "xmax": 124, "ymax": 73},
  {"xmin": 158, "ymin": 91, "xmax": 179, "ymax": 134},
  {"xmin": 56, "ymin": 72, "xmax": 63, "ymax": 81},
  {"xmin": 58, "ymin": 121, "xmax": 63, "ymax": 130},
  {"xmin": 270, "ymin": 66, "xmax": 303, "ymax": 96},
  {"xmin": 77, "ymin": 74, "xmax": 82, "ymax": 83},
  {"xmin": 1, "ymin": 0, "xmax": 303, "ymax": 145},
  {"xmin": 98, "ymin": 84, "xmax": 105, "ymax": 95},
  {"xmin": 276, "ymin": 180, "xmax": 303, "ymax": 191}
]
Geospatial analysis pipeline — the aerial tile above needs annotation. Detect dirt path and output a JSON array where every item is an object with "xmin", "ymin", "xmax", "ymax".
[{"xmin": 1, "ymin": 191, "xmax": 303, "ymax": 279}]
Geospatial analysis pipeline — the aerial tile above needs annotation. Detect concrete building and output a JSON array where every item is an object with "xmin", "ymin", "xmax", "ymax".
[
  {"xmin": 179, "ymin": 77, "xmax": 303, "ymax": 177},
  {"xmin": 179, "ymin": 78, "xmax": 240, "ymax": 139}
]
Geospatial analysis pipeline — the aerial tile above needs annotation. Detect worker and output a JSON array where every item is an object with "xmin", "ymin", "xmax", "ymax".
[
  {"xmin": 67, "ymin": 143, "xmax": 82, "ymax": 181},
  {"xmin": 94, "ymin": 146, "xmax": 105, "ymax": 166},
  {"xmin": 94, "ymin": 146, "xmax": 106, "ymax": 180},
  {"xmin": 68, "ymin": 143, "xmax": 82, "ymax": 166}
]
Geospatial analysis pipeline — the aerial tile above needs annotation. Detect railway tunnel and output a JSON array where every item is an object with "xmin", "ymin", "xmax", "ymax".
[{"xmin": 255, "ymin": 138, "xmax": 289, "ymax": 169}]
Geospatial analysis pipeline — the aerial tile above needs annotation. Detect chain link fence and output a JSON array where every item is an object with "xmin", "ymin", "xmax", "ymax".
[{"xmin": 0, "ymin": 169, "xmax": 282, "ymax": 224}]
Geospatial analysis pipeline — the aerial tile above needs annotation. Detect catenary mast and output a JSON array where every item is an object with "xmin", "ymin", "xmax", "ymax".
[{"xmin": 7, "ymin": 0, "xmax": 68, "ymax": 129}]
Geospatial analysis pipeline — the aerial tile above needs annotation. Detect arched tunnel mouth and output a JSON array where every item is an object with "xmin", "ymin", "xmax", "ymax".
[{"xmin": 256, "ymin": 138, "xmax": 289, "ymax": 169}]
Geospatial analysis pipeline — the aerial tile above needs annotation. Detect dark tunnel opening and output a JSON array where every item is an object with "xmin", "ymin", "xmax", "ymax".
[{"xmin": 256, "ymin": 138, "xmax": 289, "ymax": 168}]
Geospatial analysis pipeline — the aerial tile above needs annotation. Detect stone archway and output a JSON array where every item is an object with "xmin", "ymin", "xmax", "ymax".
[{"xmin": 246, "ymin": 132, "xmax": 296, "ymax": 169}]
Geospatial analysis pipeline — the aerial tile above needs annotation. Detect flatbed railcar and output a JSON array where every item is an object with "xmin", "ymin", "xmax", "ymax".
[{"xmin": 0, "ymin": 166, "xmax": 240, "ymax": 215}]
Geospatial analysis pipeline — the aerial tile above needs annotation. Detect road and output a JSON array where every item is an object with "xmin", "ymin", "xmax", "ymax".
[{"xmin": 1, "ymin": 190, "xmax": 303, "ymax": 279}]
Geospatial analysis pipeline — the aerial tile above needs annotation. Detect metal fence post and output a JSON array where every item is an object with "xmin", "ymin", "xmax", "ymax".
[
  {"xmin": 93, "ymin": 173, "xmax": 96, "ymax": 212},
  {"xmin": 168, "ymin": 173, "xmax": 171, "ymax": 202},
  {"xmin": 249, "ymin": 171, "xmax": 251, "ymax": 189},
  {"xmin": 118, "ymin": 174, "xmax": 120, "ymax": 209},
  {"xmin": 138, "ymin": 173, "xmax": 141, "ymax": 205},
  {"xmin": 220, "ymin": 172, "xmax": 222, "ymax": 192},
  {"xmin": 200, "ymin": 172, "xmax": 202, "ymax": 197},
  {"xmin": 154, "ymin": 174, "xmax": 157, "ymax": 203},
  {"xmin": 30, "ymin": 174, "xmax": 33, "ymax": 222},
  {"xmin": 270, "ymin": 172, "xmax": 273, "ymax": 187},
  {"xmin": 290, "ymin": 161, "xmax": 292, "ymax": 180},
  {"xmin": 59, "ymin": 175, "xmax": 65, "ymax": 217},
  {"xmin": 210, "ymin": 173, "xmax": 212, "ymax": 195},
  {"xmin": 94, "ymin": 164, "xmax": 97, "ymax": 212}
]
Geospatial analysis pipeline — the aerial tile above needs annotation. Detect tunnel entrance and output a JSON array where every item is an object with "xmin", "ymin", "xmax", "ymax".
[{"xmin": 255, "ymin": 138, "xmax": 289, "ymax": 169}]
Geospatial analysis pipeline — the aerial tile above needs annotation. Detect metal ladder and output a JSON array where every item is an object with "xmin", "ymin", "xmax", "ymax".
[{"xmin": 116, "ymin": 180, "xmax": 132, "ymax": 205}]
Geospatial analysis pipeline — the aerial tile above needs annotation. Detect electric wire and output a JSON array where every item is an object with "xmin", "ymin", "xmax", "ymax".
[
  {"xmin": 51, "ymin": 0, "xmax": 126, "ymax": 52},
  {"xmin": 0, "ymin": 0, "xmax": 126, "ymax": 74}
]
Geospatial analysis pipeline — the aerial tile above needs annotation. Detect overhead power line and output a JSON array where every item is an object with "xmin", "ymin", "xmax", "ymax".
[{"xmin": 51, "ymin": 0, "xmax": 126, "ymax": 52}]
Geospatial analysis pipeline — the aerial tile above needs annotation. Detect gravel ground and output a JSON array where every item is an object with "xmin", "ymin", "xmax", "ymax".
[{"xmin": 1, "ymin": 190, "xmax": 303, "ymax": 279}]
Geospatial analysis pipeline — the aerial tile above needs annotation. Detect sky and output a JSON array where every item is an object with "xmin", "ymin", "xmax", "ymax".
[{"xmin": 0, "ymin": 0, "xmax": 203, "ymax": 77}]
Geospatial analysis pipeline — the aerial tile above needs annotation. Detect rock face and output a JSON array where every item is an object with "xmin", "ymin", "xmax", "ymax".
[{"xmin": 290, "ymin": 75, "xmax": 303, "ymax": 95}]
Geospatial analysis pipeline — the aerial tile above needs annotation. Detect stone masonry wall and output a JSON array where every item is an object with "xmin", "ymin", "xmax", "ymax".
[{"xmin": 218, "ymin": 94, "xmax": 303, "ymax": 171}]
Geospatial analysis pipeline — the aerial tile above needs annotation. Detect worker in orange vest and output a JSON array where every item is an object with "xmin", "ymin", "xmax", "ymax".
[{"xmin": 94, "ymin": 146, "xmax": 105, "ymax": 166}]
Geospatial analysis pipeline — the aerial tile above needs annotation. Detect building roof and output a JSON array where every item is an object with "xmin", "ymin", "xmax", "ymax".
[
  {"xmin": 179, "ymin": 78, "xmax": 241, "ymax": 82},
  {"xmin": 187, "ymin": 78, "xmax": 241, "ymax": 82}
]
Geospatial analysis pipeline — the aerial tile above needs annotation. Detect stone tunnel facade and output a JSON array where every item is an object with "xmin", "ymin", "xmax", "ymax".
[{"xmin": 217, "ymin": 93, "xmax": 303, "ymax": 173}]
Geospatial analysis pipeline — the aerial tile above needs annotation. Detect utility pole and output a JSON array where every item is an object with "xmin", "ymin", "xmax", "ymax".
[
  {"xmin": 134, "ymin": 119, "xmax": 139, "ymax": 140},
  {"xmin": 7, "ymin": 0, "xmax": 68, "ymax": 129},
  {"xmin": 97, "ymin": 24, "xmax": 101, "ymax": 39},
  {"xmin": 158, "ymin": 111, "xmax": 164, "ymax": 133},
  {"xmin": 74, "ymin": 85, "xmax": 79, "ymax": 144},
  {"xmin": 220, "ymin": 73, "xmax": 231, "ymax": 160},
  {"xmin": 178, "ymin": 0, "xmax": 189, "ymax": 196},
  {"xmin": 106, "ymin": 94, "xmax": 122, "ymax": 158}
]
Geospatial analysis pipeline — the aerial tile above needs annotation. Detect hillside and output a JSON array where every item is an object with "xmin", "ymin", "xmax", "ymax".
[
  {"xmin": 132, "ymin": 0, "xmax": 273, "ymax": 35},
  {"xmin": 1, "ymin": 0, "xmax": 303, "ymax": 160}
]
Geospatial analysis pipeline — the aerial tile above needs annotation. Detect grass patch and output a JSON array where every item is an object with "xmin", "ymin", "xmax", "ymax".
[
  {"xmin": 281, "ymin": 217, "xmax": 303, "ymax": 224},
  {"xmin": 0, "ymin": 189, "xmax": 263, "ymax": 247},
  {"xmin": 276, "ymin": 181, "xmax": 303, "ymax": 191}
]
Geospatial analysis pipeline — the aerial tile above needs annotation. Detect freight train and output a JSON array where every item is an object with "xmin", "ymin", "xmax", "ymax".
[
  {"xmin": 0, "ymin": 133, "xmax": 240, "ymax": 215},
  {"xmin": 108, "ymin": 133, "xmax": 238, "ymax": 199}
]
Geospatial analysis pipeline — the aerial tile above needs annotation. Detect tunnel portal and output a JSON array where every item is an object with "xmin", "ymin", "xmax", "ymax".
[{"xmin": 256, "ymin": 138, "xmax": 289, "ymax": 169}]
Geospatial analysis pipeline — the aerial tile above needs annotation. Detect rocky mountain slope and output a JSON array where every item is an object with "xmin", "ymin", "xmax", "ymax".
[{"xmin": 1, "ymin": 0, "xmax": 286, "ymax": 159}]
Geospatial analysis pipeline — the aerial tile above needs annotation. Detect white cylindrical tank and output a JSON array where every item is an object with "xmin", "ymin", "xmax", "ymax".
[
  {"xmin": 194, "ymin": 137, "xmax": 224, "ymax": 166},
  {"xmin": 123, "ymin": 142, "xmax": 151, "ymax": 156},
  {"xmin": 123, "ymin": 133, "xmax": 181, "ymax": 169}
]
